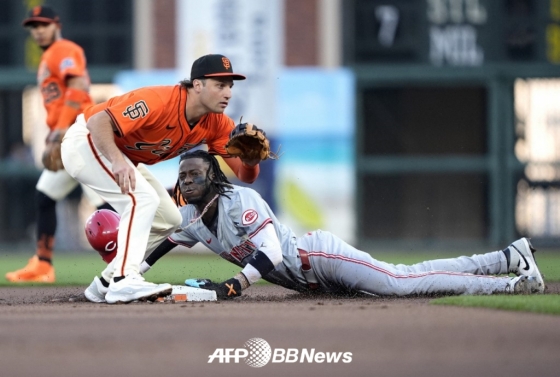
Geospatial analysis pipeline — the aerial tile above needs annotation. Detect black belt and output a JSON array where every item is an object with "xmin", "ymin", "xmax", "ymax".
[{"xmin": 298, "ymin": 248, "xmax": 319, "ymax": 290}]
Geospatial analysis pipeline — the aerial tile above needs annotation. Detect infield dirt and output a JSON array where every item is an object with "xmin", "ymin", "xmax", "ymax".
[{"xmin": 1, "ymin": 284, "xmax": 559, "ymax": 377}]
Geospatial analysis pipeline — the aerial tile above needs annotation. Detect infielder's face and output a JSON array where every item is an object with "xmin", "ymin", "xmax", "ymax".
[
  {"xmin": 199, "ymin": 78, "xmax": 234, "ymax": 114},
  {"xmin": 178, "ymin": 158, "xmax": 215, "ymax": 205},
  {"xmin": 28, "ymin": 22, "xmax": 59, "ymax": 49}
]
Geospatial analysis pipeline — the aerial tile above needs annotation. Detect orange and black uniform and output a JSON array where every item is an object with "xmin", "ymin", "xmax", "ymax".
[
  {"xmin": 38, "ymin": 39, "xmax": 92, "ymax": 130},
  {"xmin": 34, "ymin": 39, "xmax": 93, "ymax": 262},
  {"xmin": 62, "ymin": 83, "xmax": 262, "ymax": 280},
  {"xmin": 84, "ymin": 85, "xmax": 259, "ymax": 182},
  {"xmin": 5, "ymin": 35, "xmax": 97, "ymax": 283}
]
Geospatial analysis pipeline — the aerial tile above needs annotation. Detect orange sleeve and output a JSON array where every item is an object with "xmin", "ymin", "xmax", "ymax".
[
  {"xmin": 104, "ymin": 89, "xmax": 165, "ymax": 137},
  {"xmin": 54, "ymin": 88, "xmax": 91, "ymax": 129},
  {"xmin": 52, "ymin": 43, "xmax": 88, "ymax": 80},
  {"xmin": 208, "ymin": 115, "xmax": 260, "ymax": 183},
  {"xmin": 223, "ymin": 156, "xmax": 260, "ymax": 184},
  {"xmin": 207, "ymin": 115, "xmax": 235, "ymax": 155}
]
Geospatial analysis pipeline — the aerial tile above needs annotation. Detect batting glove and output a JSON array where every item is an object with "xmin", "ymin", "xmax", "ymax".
[{"xmin": 185, "ymin": 278, "xmax": 242, "ymax": 299}]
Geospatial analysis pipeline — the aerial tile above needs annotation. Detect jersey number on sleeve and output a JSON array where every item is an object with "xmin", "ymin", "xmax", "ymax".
[{"xmin": 124, "ymin": 139, "xmax": 172, "ymax": 156}]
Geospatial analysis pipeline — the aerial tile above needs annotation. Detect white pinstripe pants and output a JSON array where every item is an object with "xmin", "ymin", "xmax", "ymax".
[{"xmin": 298, "ymin": 230, "xmax": 512, "ymax": 296}]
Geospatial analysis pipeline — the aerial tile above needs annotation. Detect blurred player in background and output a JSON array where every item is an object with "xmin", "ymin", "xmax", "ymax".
[
  {"xmin": 61, "ymin": 54, "xmax": 265, "ymax": 303},
  {"xmin": 5, "ymin": 5, "xmax": 112, "ymax": 284}
]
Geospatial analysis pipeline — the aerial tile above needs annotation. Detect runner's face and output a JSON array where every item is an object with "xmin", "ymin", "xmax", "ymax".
[
  {"xmin": 199, "ymin": 78, "xmax": 234, "ymax": 114},
  {"xmin": 28, "ymin": 22, "xmax": 59, "ymax": 48},
  {"xmin": 179, "ymin": 158, "xmax": 214, "ymax": 204}
]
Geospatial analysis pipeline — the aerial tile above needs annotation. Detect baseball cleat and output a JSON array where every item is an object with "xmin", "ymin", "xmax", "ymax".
[
  {"xmin": 84, "ymin": 276, "xmax": 109, "ymax": 303},
  {"xmin": 506, "ymin": 276, "xmax": 543, "ymax": 294},
  {"xmin": 105, "ymin": 274, "xmax": 172, "ymax": 304},
  {"xmin": 506, "ymin": 238, "xmax": 545, "ymax": 291},
  {"xmin": 5, "ymin": 256, "xmax": 55, "ymax": 283}
]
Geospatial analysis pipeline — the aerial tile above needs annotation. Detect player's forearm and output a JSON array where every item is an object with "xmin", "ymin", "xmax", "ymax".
[
  {"xmin": 144, "ymin": 238, "xmax": 177, "ymax": 268},
  {"xmin": 238, "ymin": 162, "xmax": 260, "ymax": 182},
  {"xmin": 55, "ymin": 76, "xmax": 90, "ymax": 129},
  {"xmin": 221, "ymin": 250, "xmax": 276, "ymax": 295},
  {"xmin": 86, "ymin": 111, "xmax": 125, "ymax": 164},
  {"xmin": 241, "ymin": 250, "xmax": 277, "ymax": 284},
  {"xmin": 223, "ymin": 156, "xmax": 260, "ymax": 183},
  {"xmin": 240, "ymin": 223, "xmax": 283, "ymax": 285}
]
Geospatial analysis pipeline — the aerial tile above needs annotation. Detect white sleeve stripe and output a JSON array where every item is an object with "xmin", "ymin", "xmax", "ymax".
[{"xmin": 169, "ymin": 238, "xmax": 194, "ymax": 248}]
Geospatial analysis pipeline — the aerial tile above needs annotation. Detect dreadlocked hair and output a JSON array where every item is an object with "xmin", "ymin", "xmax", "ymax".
[{"xmin": 172, "ymin": 150, "xmax": 234, "ymax": 207}]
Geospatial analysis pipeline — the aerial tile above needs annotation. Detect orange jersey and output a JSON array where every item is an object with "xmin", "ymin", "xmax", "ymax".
[
  {"xmin": 83, "ymin": 85, "xmax": 236, "ymax": 165},
  {"xmin": 38, "ymin": 39, "xmax": 93, "ymax": 130}
]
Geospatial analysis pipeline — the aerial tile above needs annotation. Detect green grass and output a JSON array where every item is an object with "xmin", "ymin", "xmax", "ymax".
[
  {"xmin": 373, "ymin": 249, "xmax": 560, "ymax": 316},
  {"xmin": 2, "ymin": 249, "xmax": 560, "ymax": 316},
  {"xmin": 3, "ymin": 250, "xmax": 490, "ymax": 287},
  {"xmin": 432, "ymin": 295, "xmax": 560, "ymax": 315},
  {"xmin": 0, "ymin": 253, "xmax": 241, "ymax": 286}
]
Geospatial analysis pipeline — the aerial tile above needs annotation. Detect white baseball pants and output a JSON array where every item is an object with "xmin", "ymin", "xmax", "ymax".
[
  {"xmin": 300, "ymin": 230, "xmax": 513, "ymax": 296},
  {"xmin": 36, "ymin": 166, "xmax": 105, "ymax": 207},
  {"xmin": 61, "ymin": 115, "xmax": 182, "ymax": 280}
]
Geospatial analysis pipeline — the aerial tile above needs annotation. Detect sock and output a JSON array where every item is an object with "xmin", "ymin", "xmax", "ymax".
[
  {"xmin": 36, "ymin": 234, "xmax": 54, "ymax": 265},
  {"xmin": 36, "ymin": 191, "xmax": 56, "ymax": 264},
  {"xmin": 140, "ymin": 261, "xmax": 151, "ymax": 275},
  {"xmin": 100, "ymin": 277, "xmax": 110, "ymax": 287},
  {"xmin": 97, "ymin": 202, "xmax": 116, "ymax": 212}
]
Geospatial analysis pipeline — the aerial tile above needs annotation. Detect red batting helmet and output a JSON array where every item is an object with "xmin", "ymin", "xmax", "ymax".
[{"xmin": 84, "ymin": 209, "xmax": 119, "ymax": 263}]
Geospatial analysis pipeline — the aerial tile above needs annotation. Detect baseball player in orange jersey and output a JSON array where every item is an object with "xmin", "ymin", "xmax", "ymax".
[
  {"xmin": 61, "ymin": 54, "xmax": 264, "ymax": 303},
  {"xmin": 5, "ymin": 6, "xmax": 111, "ymax": 284}
]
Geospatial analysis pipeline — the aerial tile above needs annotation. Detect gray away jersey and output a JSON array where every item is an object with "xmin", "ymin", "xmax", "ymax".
[
  {"xmin": 169, "ymin": 185, "xmax": 309, "ymax": 291},
  {"xmin": 169, "ymin": 186, "xmax": 515, "ymax": 296}
]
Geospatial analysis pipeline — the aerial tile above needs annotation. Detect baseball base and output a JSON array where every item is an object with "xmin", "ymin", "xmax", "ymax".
[{"xmin": 156, "ymin": 285, "xmax": 217, "ymax": 302}]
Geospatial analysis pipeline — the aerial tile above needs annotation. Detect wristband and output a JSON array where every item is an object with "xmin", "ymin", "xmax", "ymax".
[
  {"xmin": 247, "ymin": 250, "xmax": 275, "ymax": 277},
  {"xmin": 234, "ymin": 272, "xmax": 251, "ymax": 289}
]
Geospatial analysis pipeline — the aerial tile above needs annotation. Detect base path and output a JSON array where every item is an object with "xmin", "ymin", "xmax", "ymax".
[{"xmin": 1, "ymin": 284, "xmax": 559, "ymax": 377}]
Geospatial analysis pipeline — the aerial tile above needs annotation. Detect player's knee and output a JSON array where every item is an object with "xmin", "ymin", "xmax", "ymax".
[
  {"xmin": 36, "ymin": 190, "xmax": 56, "ymax": 210},
  {"xmin": 168, "ymin": 206, "xmax": 182, "ymax": 230},
  {"xmin": 156, "ymin": 206, "xmax": 182, "ymax": 234},
  {"xmin": 384, "ymin": 278, "xmax": 414, "ymax": 296},
  {"xmin": 136, "ymin": 190, "xmax": 161, "ymax": 212},
  {"xmin": 149, "ymin": 201, "xmax": 181, "ymax": 235}
]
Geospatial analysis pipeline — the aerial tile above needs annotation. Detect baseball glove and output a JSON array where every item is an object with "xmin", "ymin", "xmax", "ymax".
[
  {"xmin": 42, "ymin": 129, "xmax": 66, "ymax": 172},
  {"xmin": 225, "ymin": 122, "xmax": 278, "ymax": 162}
]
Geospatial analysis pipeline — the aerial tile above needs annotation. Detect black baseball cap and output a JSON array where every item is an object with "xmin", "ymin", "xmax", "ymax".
[
  {"xmin": 22, "ymin": 5, "xmax": 60, "ymax": 27},
  {"xmin": 190, "ymin": 54, "xmax": 246, "ymax": 81}
]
